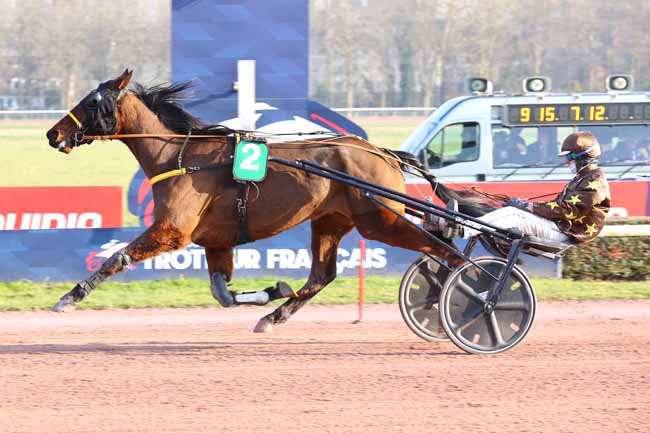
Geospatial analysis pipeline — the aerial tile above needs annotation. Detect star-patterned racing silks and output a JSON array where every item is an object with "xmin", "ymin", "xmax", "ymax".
[{"xmin": 531, "ymin": 166, "xmax": 610, "ymax": 242}]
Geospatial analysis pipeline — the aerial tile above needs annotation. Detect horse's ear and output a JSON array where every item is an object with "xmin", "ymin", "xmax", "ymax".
[{"xmin": 116, "ymin": 69, "xmax": 133, "ymax": 90}]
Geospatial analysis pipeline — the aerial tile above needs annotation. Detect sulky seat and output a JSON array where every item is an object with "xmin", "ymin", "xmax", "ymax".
[
  {"xmin": 521, "ymin": 236, "xmax": 576, "ymax": 259},
  {"xmin": 478, "ymin": 234, "xmax": 575, "ymax": 260}
]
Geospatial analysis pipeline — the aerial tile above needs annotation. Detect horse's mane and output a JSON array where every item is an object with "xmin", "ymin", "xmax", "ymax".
[{"xmin": 131, "ymin": 82, "xmax": 232, "ymax": 136}]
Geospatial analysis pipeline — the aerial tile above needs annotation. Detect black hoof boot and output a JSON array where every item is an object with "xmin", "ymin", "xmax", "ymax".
[
  {"xmin": 265, "ymin": 281, "xmax": 296, "ymax": 301},
  {"xmin": 211, "ymin": 273, "xmax": 236, "ymax": 307},
  {"xmin": 51, "ymin": 279, "xmax": 96, "ymax": 312},
  {"xmin": 52, "ymin": 294, "xmax": 76, "ymax": 312}
]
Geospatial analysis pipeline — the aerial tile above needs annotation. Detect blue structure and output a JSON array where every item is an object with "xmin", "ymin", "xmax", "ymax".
[
  {"xmin": 171, "ymin": 0, "xmax": 365, "ymax": 136},
  {"xmin": 172, "ymin": 0, "xmax": 309, "ymax": 123}
]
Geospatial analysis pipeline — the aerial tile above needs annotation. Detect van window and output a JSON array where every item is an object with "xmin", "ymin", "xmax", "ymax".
[
  {"xmin": 586, "ymin": 124, "xmax": 650, "ymax": 164},
  {"xmin": 493, "ymin": 126, "xmax": 562, "ymax": 166},
  {"xmin": 492, "ymin": 124, "xmax": 650, "ymax": 167},
  {"xmin": 426, "ymin": 122, "xmax": 479, "ymax": 168}
]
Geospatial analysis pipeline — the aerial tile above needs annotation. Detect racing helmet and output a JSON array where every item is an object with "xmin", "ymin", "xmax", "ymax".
[{"xmin": 558, "ymin": 131, "xmax": 601, "ymax": 160}]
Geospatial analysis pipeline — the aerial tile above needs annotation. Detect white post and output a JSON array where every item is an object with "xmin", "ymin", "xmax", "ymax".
[{"xmin": 237, "ymin": 59, "xmax": 256, "ymax": 130}]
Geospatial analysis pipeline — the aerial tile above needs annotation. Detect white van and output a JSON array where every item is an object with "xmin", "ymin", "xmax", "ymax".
[{"xmin": 400, "ymin": 76, "xmax": 650, "ymax": 216}]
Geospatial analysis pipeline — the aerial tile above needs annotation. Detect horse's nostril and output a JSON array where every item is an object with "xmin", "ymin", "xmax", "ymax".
[{"xmin": 46, "ymin": 129, "xmax": 60, "ymax": 144}]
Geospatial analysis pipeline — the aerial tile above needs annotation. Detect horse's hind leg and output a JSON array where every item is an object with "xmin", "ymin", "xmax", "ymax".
[
  {"xmin": 355, "ymin": 209, "xmax": 464, "ymax": 266},
  {"xmin": 52, "ymin": 219, "xmax": 190, "ymax": 311},
  {"xmin": 254, "ymin": 213, "xmax": 355, "ymax": 332},
  {"xmin": 205, "ymin": 247, "xmax": 297, "ymax": 307},
  {"xmin": 205, "ymin": 247, "xmax": 236, "ymax": 307}
]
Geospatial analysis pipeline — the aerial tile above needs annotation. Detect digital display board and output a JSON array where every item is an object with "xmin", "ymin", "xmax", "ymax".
[{"xmin": 505, "ymin": 103, "xmax": 650, "ymax": 126}]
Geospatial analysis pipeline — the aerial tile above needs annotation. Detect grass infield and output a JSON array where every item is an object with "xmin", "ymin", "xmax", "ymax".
[{"xmin": 1, "ymin": 276, "xmax": 649, "ymax": 311}]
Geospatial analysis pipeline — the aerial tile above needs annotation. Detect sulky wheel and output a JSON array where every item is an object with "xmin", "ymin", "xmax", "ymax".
[
  {"xmin": 439, "ymin": 257, "xmax": 536, "ymax": 354},
  {"xmin": 399, "ymin": 255, "xmax": 452, "ymax": 341}
]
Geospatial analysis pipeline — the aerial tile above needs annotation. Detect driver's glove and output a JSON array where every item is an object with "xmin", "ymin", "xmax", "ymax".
[{"xmin": 504, "ymin": 197, "xmax": 531, "ymax": 211}]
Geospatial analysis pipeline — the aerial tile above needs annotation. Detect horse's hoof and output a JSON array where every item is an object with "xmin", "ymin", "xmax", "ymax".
[
  {"xmin": 253, "ymin": 318, "xmax": 273, "ymax": 333},
  {"xmin": 51, "ymin": 299, "xmax": 75, "ymax": 313}
]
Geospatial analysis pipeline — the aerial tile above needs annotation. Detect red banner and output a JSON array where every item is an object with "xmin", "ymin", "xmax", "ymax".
[
  {"xmin": 406, "ymin": 180, "xmax": 649, "ymax": 217},
  {"xmin": 0, "ymin": 187, "xmax": 122, "ymax": 230}
]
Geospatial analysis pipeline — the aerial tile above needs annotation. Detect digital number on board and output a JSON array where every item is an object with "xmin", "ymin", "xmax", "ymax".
[{"xmin": 505, "ymin": 103, "xmax": 650, "ymax": 126}]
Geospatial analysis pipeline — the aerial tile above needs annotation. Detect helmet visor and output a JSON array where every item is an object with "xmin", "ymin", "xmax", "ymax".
[{"xmin": 558, "ymin": 146, "xmax": 594, "ymax": 161}]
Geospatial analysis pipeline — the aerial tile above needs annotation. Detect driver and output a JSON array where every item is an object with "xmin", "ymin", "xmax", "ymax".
[{"xmin": 454, "ymin": 131, "xmax": 611, "ymax": 243}]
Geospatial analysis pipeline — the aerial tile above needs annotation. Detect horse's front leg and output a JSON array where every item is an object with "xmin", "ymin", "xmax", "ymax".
[{"xmin": 52, "ymin": 219, "xmax": 190, "ymax": 312}]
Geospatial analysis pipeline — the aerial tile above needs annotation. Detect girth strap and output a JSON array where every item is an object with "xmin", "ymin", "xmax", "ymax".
[{"xmin": 234, "ymin": 180, "xmax": 253, "ymax": 245}]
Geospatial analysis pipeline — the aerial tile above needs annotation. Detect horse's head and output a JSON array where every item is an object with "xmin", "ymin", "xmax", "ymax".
[{"xmin": 46, "ymin": 69, "xmax": 133, "ymax": 153}]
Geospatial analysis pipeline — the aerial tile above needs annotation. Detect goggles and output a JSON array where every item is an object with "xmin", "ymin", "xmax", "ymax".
[{"xmin": 558, "ymin": 146, "xmax": 593, "ymax": 161}]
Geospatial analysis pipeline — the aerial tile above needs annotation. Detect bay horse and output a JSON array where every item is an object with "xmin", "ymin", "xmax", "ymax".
[{"xmin": 45, "ymin": 69, "xmax": 490, "ymax": 332}]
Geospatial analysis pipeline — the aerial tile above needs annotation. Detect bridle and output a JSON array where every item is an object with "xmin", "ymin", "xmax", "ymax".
[
  {"xmin": 65, "ymin": 110, "xmax": 87, "ymax": 146},
  {"xmin": 65, "ymin": 84, "xmax": 123, "ymax": 148}
]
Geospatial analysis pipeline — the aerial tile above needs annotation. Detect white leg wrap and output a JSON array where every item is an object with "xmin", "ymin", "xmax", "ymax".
[{"xmin": 234, "ymin": 291, "xmax": 270, "ymax": 305}]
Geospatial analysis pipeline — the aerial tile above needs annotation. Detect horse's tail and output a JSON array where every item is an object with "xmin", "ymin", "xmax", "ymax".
[
  {"xmin": 432, "ymin": 182, "xmax": 499, "ymax": 217},
  {"xmin": 430, "ymin": 180, "xmax": 462, "ymax": 204},
  {"xmin": 382, "ymin": 149, "xmax": 499, "ymax": 217}
]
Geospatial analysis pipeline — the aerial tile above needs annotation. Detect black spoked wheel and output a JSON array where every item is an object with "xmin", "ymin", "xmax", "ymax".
[
  {"xmin": 399, "ymin": 255, "xmax": 452, "ymax": 342},
  {"xmin": 439, "ymin": 257, "xmax": 536, "ymax": 354}
]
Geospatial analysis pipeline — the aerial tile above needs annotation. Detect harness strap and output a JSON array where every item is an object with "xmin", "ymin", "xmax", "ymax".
[
  {"xmin": 234, "ymin": 181, "xmax": 253, "ymax": 245},
  {"xmin": 149, "ymin": 133, "xmax": 237, "ymax": 186},
  {"xmin": 149, "ymin": 161, "xmax": 234, "ymax": 186},
  {"xmin": 143, "ymin": 130, "xmax": 195, "ymax": 185},
  {"xmin": 177, "ymin": 130, "xmax": 192, "ymax": 169},
  {"xmin": 150, "ymin": 168, "xmax": 188, "ymax": 185},
  {"xmin": 148, "ymin": 162, "xmax": 253, "ymax": 245}
]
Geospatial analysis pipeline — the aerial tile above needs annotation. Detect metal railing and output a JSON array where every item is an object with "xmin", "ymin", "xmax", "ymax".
[
  {"xmin": 0, "ymin": 110, "xmax": 66, "ymax": 121},
  {"xmin": 332, "ymin": 107, "xmax": 435, "ymax": 117},
  {"xmin": 0, "ymin": 107, "xmax": 436, "ymax": 121},
  {"xmin": 601, "ymin": 225, "xmax": 650, "ymax": 237}
]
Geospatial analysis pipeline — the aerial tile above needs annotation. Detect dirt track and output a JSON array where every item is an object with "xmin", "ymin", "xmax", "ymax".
[{"xmin": 1, "ymin": 301, "xmax": 649, "ymax": 433}]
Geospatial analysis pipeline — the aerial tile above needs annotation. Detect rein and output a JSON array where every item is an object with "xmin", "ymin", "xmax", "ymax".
[
  {"xmin": 82, "ymin": 133, "xmax": 233, "ymax": 140},
  {"xmin": 81, "ymin": 128, "xmax": 341, "ymax": 142},
  {"xmin": 468, "ymin": 185, "xmax": 561, "ymax": 203},
  {"xmin": 88, "ymin": 130, "xmax": 556, "ymax": 210},
  {"xmin": 469, "ymin": 186, "xmax": 510, "ymax": 202},
  {"xmin": 81, "ymin": 131, "xmax": 428, "ymax": 187},
  {"xmin": 78, "ymin": 131, "xmax": 238, "ymax": 185}
]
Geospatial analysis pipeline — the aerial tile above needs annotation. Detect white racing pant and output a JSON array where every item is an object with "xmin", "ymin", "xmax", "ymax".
[{"xmin": 464, "ymin": 206, "xmax": 570, "ymax": 242}]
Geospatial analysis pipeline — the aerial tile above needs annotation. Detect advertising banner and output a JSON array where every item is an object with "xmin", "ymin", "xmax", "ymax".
[
  {"xmin": 0, "ymin": 224, "xmax": 557, "ymax": 282},
  {"xmin": 0, "ymin": 187, "xmax": 122, "ymax": 230}
]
